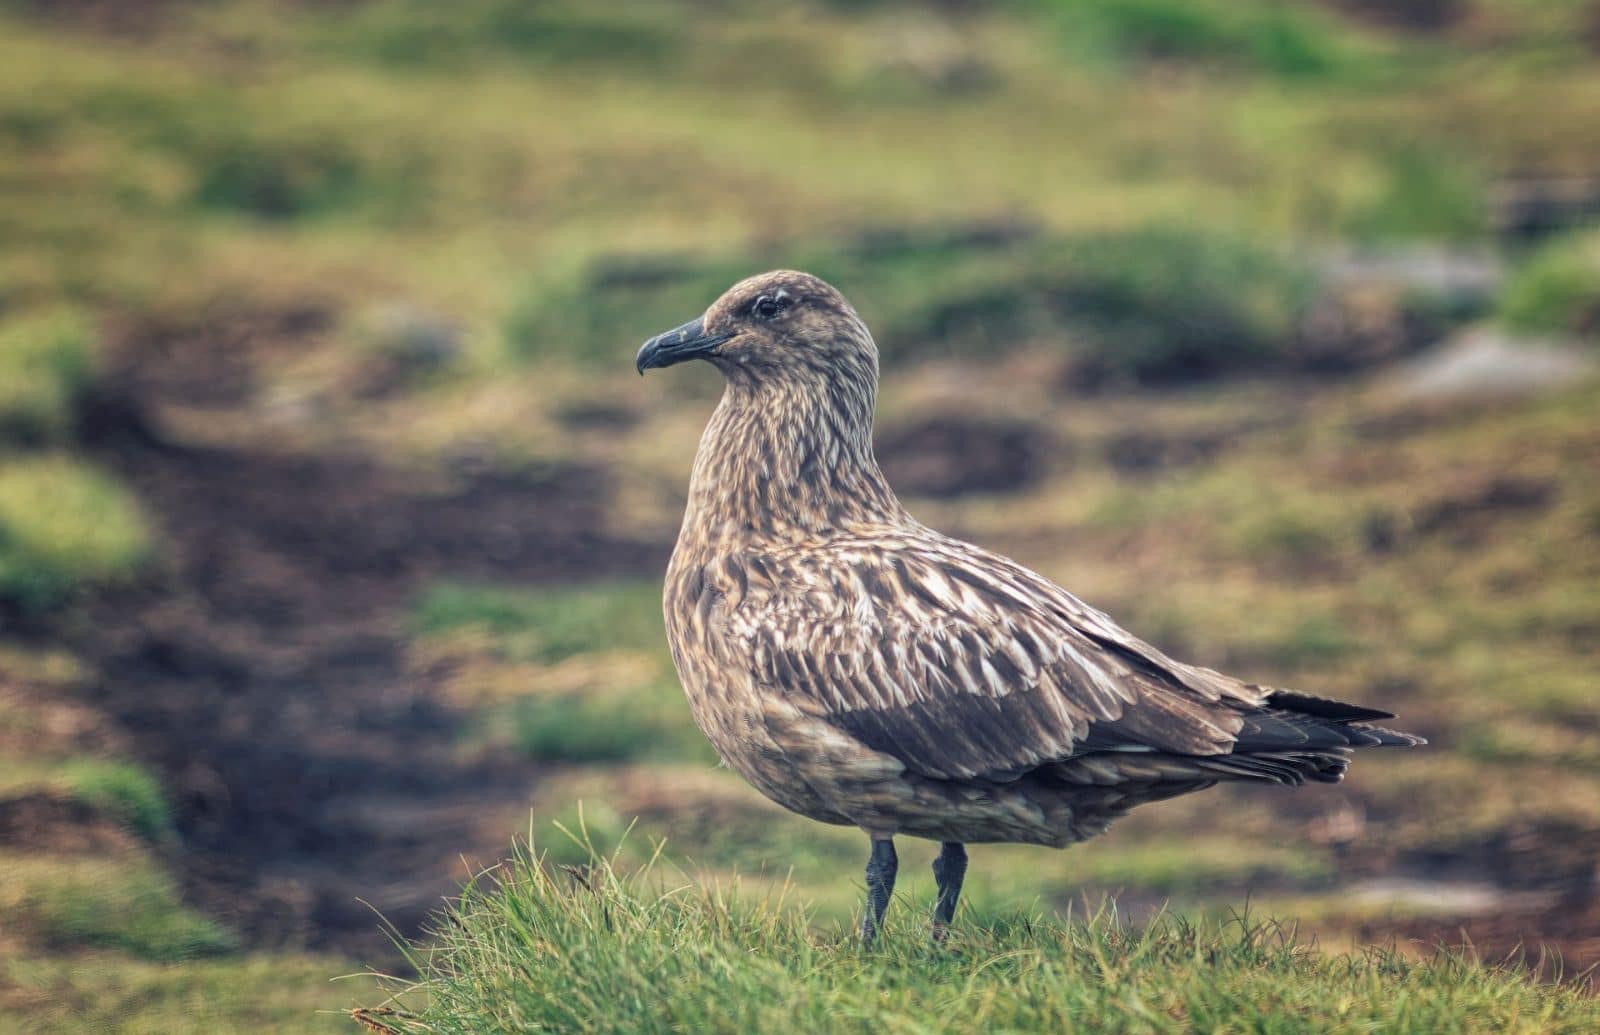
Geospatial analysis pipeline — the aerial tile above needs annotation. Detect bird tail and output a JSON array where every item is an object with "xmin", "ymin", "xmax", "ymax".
[
  {"xmin": 1258, "ymin": 688, "xmax": 1427, "ymax": 748},
  {"xmin": 1047, "ymin": 688, "xmax": 1423, "ymax": 791},
  {"xmin": 1198, "ymin": 689, "xmax": 1424, "ymax": 785}
]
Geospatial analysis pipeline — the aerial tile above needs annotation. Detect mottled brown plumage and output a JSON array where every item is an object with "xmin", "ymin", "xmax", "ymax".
[{"xmin": 636, "ymin": 270, "xmax": 1421, "ymax": 938}]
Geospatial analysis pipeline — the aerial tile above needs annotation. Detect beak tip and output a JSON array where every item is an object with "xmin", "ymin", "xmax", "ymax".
[{"xmin": 634, "ymin": 317, "xmax": 726, "ymax": 376}]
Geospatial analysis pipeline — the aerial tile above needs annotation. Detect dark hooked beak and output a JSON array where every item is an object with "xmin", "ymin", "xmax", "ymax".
[{"xmin": 635, "ymin": 317, "xmax": 732, "ymax": 375}]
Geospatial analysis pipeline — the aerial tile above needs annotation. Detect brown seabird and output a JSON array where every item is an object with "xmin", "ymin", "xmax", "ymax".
[{"xmin": 636, "ymin": 270, "xmax": 1422, "ymax": 940}]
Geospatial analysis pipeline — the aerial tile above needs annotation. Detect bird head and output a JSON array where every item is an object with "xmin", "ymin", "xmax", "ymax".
[{"xmin": 635, "ymin": 270, "xmax": 877, "ymax": 386}]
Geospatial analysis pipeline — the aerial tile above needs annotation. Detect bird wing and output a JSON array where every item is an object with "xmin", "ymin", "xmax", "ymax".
[{"xmin": 719, "ymin": 530, "xmax": 1272, "ymax": 782}]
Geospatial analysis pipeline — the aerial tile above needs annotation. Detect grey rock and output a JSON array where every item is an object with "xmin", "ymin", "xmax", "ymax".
[
  {"xmin": 1382, "ymin": 326, "xmax": 1596, "ymax": 404},
  {"xmin": 1319, "ymin": 246, "xmax": 1504, "ymax": 304}
]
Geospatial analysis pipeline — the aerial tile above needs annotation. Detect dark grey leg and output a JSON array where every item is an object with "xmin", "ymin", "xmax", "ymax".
[
  {"xmin": 931, "ymin": 842, "xmax": 967, "ymax": 938},
  {"xmin": 861, "ymin": 838, "xmax": 898, "ymax": 942}
]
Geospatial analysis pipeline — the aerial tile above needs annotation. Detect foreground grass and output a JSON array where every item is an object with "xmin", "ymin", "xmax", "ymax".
[{"xmin": 365, "ymin": 844, "xmax": 1598, "ymax": 1035}]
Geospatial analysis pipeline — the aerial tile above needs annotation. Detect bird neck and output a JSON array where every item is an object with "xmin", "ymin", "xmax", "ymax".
[{"xmin": 681, "ymin": 371, "xmax": 907, "ymax": 544}]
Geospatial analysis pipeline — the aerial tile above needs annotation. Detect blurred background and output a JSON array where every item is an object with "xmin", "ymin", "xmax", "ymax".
[{"xmin": 2, "ymin": 0, "xmax": 1598, "ymax": 1029}]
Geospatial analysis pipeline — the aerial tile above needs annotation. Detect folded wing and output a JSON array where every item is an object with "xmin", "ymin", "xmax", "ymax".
[{"xmin": 721, "ymin": 532, "xmax": 1291, "ymax": 782}]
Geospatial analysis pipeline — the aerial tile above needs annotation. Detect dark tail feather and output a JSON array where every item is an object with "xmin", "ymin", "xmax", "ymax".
[
  {"xmin": 1047, "ymin": 689, "xmax": 1423, "ymax": 794},
  {"xmin": 1263, "ymin": 688, "xmax": 1393, "ymax": 722},
  {"xmin": 1258, "ymin": 689, "xmax": 1427, "ymax": 748},
  {"xmin": 1208, "ymin": 691, "xmax": 1424, "ymax": 787}
]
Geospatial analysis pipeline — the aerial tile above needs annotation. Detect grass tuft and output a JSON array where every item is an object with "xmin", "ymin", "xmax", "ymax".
[
  {"xmin": 0, "ymin": 456, "xmax": 153, "ymax": 611},
  {"xmin": 0, "ymin": 853, "xmax": 236, "ymax": 961},
  {"xmin": 0, "ymin": 757, "xmax": 175, "ymax": 840},
  {"xmin": 1497, "ymin": 231, "xmax": 1600, "ymax": 339},
  {"xmin": 0, "ymin": 309, "xmax": 96, "ymax": 443},
  {"xmin": 56, "ymin": 759, "xmax": 175, "ymax": 840},
  {"xmin": 369, "ymin": 838, "xmax": 1600, "ymax": 1033}
]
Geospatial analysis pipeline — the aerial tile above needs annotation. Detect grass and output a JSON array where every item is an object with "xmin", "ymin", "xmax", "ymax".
[
  {"xmin": 0, "ymin": 758, "xmax": 173, "ymax": 840},
  {"xmin": 364, "ymin": 841, "xmax": 1600, "ymax": 1034},
  {"xmin": 0, "ymin": 952, "xmax": 371, "ymax": 1035},
  {"xmin": 1029, "ymin": 0, "xmax": 1368, "ymax": 80},
  {"xmin": 54, "ymin": 761, "xmax": 174, "ymax": 841},
  {"xmin": 412, "ymin": 581, "xmax": 716, "ymax": 764},
  {"xmin": 0, "ymin": 852, "xmax": 235, "ymax": 961},
  {"xmin": 414, "ymin": 580, "xmax": 663, "ymax": 662},
  {"xmin": 0, "ymin": 310, "xmax": 95, "ymax": 443},
  {"xmin": 1498, "ymin": 230, "xmax": 1600, "ymax": 339},
  {"xmin": 507, "ymin": 226, "xmax": 1325, "ymax": 383},
  {"xmin": 507, "ymin": 686, "xmax": 713, "ymax": 765},
  {"xmin": 1021, "ymin": 834, "xmax": 1333, "ymax": 898},
  {"xmin": 0, "ymin": 455, "xmax": 152, "ymax": 610},
  {"xmin": 312, "ymin": 0, "xmax": 689, "ymax": 72},
  {"xmin": 1344, "ymin": 142, "xmax": 1490, "ymax": 242}
]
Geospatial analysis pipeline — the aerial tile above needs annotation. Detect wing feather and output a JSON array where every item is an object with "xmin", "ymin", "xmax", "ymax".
[{"xmin": 720, "ymin": 531, "xmax": 1268, "ymax": 780}]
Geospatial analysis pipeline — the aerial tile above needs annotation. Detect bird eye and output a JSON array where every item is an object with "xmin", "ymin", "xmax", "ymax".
[{"xmin": 751, "ymin": 295, "xmax": 788, "ymax": 320}]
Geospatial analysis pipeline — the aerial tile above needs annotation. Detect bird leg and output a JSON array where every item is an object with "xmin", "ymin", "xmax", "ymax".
[
  {"xmin": 861, "ymin": 838, "xmax": 898, "ymax": 942},
  {"xmin": 931, "ymin": 841, "xmax": 967, "ymax": 939}
]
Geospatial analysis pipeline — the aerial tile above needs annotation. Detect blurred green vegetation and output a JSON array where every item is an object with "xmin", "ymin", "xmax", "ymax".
[
  {"xmin": 0, "ymin": 456, "xmax": 152, "ymax": 611},
  {"xmin": 510, "ymin": 226, "xmax": 1324, "ymax": 381},
  {"xmin": 1028, "ymin": 0, "xmax": 1369, "ymax": 79},
  {"xmin": 54, "ymin": 761, "xmax": 175, "ymax": 842},
  {"xmin": 0, "ymin": 759, "xmax": 173, "ymax": 840},
  {"xmin": 1499, "ymin": 231, "xmax": 1600, "ymax": 339},
  {"xmin": 0, "ymin": 853, "xmax": 234, "ymax": 961},
  {"xmin": 509, "ymin": 690, "xmax": 714, "ymax": 764},
  {"xmin": 2, "ymin": 0, "xmax": 1596, "ymax": 349},
  {"xmin": 414, "ymin": 581, "xmax": 715, "ymax": 764},
  {"xmin": 315, "ymin": 0, "xmax": 689, "ymax": 71},
  {"xmin": 415, "ymin": 580, "xmax": 663, "ymax": 662},
  {"xmin": 0, "ymin": 311, "xmax": 95, "ymax": 443},
  {"xmin": 0, "ymin": 953, "xmax": 368, "ymax": 1035}
]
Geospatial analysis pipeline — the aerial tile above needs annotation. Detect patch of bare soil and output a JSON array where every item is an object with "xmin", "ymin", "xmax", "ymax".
[
  {"xmin": 14, "ymin": 0, "xmax": 183, "ymax": 38},
  {"xmin": 1411, "ymin": 474, "xmax": 1559, "ymax": 542},
  {"xmin": 877, "ymin": 415, "xmax": 1052, "ymax": 498},
  {"xmin": 1319, "ymin": 0, "xmax": 1467, "ymax": 34},
  {"xmin": 1099, "ymin": 424, "xmax": 1260, "ymax": 477},
  {"xmin": 47, "ymin": 318, "xmax": 670, "ymax": 960},
  {"xmin": 0, "ymin": 792, "xmax": 138, "ymax": 856}
]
